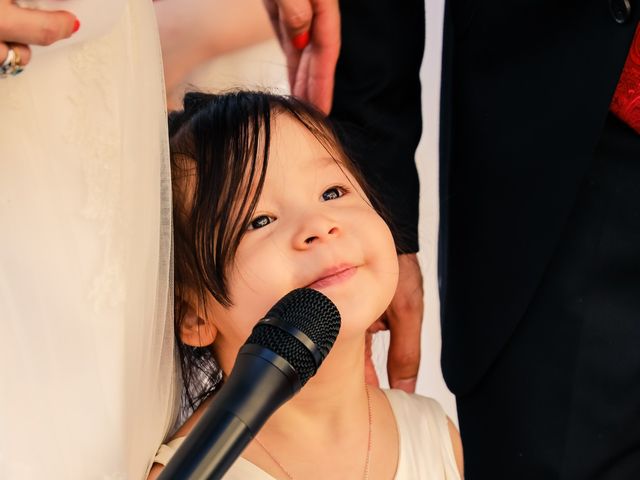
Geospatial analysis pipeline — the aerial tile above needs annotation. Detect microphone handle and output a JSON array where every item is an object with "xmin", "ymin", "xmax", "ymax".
[
  {"xmin": 159, "ymin": 409, "xmax": 249, "ymax": 480},
  {"xmin": 157, "ymin": 346, "xmax": 300, "ymax": 480}
]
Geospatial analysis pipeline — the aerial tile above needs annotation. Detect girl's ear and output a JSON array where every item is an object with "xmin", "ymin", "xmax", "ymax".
[{"xmin": 179, "ymin": 303, "xmax": 218, "ymax": 347}]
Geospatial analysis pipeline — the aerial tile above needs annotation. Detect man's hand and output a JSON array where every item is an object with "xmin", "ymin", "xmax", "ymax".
[
  {"xmin": 366, "ymin": 253, "xmax": 424, "ymax": 392},
  {"xmin": 262, "ymin": 0, "xmax": 340, "ymax": 114}
]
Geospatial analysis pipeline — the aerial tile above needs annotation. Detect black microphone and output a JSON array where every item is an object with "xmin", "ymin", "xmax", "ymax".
[{"xmin": 157, "ymin": 288, "xmax": 341, "ymax": 480}]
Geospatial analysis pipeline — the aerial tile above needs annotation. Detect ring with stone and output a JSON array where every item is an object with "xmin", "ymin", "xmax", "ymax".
[{"xmin": 0, "ymin": 46, "xmax": 24, "ymax": 77}]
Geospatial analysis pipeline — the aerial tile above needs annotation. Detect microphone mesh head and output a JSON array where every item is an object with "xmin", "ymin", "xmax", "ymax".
[{"xmin": 245, "ymin": 288, "xmax": 341, "ymax": 386}]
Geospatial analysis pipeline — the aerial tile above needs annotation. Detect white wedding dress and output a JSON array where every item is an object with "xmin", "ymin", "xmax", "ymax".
[{"xmin": 0, "ymin": 1, "xmax": 177, "ymax": 478}]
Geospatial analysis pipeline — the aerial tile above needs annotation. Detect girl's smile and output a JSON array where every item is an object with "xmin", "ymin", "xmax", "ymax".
[{"xmin": 306, "ymin": 264, "xmax": 358, "ymax": 290}]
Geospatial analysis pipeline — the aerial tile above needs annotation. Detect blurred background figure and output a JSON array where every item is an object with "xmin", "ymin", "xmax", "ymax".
[{"xmin": 154, "ymin": 0, "xmax": 281, "ymax": 110}]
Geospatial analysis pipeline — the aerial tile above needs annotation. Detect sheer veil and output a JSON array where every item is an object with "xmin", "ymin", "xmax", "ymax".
[{"xmin": 0, "ymin": 1, "xmax": 177, "ymax": 478}]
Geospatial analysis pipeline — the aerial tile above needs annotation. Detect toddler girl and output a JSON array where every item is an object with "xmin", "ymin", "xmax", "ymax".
[{"xmin": 149, "ymin": 91, "xmax": 463, "ymax": 479}]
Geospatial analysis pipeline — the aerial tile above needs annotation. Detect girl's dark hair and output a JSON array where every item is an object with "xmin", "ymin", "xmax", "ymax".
[{"xmin": 169, "ymin": 91, "xmax": 386, "ymax": 413}]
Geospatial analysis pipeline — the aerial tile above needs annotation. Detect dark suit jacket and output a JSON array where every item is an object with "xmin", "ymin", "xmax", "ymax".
[
  {"xmin": 439, "ymin": 0, "xmax": 640, "ymax": 394},
  {"xmin": 332, "ymin": 0, "xmax": 639, "ymax": 396},
  {"xmin": 331, "ymin": 0, "xmax": 425, "ymax": 254}
]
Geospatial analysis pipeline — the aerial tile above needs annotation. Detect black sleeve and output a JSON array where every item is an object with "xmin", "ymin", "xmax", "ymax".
[{"xmin": 330, "ymin": 0, "xmax": 425, "ymax": 253}]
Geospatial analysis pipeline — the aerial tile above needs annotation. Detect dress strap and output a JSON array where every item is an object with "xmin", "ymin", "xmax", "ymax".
[{"xmin": 153, "ymin": 437, "xmax": 186, "ymax": 466}]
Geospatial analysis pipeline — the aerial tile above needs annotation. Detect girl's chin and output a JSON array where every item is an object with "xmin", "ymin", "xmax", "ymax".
[{"xmin": 332, "ymin": 299, "xmax": 389, "ymax": 326}]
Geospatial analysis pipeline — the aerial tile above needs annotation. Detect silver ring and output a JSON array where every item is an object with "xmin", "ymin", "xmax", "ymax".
[{"xmin": 1, "ymin": 46, "xmax": 24, "ymax": 78}]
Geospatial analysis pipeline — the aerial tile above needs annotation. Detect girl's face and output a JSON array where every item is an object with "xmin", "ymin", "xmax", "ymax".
[{"xmin": 204, "ymin": 114, "xmax": 399, "ymax": 371}]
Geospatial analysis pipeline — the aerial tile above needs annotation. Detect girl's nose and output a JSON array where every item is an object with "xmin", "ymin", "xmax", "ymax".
[{"xmin": 292, "ymin": 214, "xmax": 340, "ymax": 250}]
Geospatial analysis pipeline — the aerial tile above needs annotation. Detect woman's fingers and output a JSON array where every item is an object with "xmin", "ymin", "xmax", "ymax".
[
  {"xmin": 0, "ymin": 42, "xmax": 31, "ymax": 68},
  {"xmin": 0, "ymin": 2, "xmax": 78, "ymax": 75},
  {"xmin": 271, "ymin": 0, "xmax": 313, "ymax": 38},
  {"xmin": 262, "ymin": 0, "xmax": 339, "ymax": 113},
  {"xmin": 0, "ymin": 5, "xmax": 78, "ymax": 46}
]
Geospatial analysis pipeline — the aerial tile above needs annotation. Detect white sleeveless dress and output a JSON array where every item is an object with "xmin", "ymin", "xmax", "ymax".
[
  {"xmin": 0, "ymin": 1, "xmax": 176, "ymax": 478},
  {"xmin": 154, "ymin": 389, "xmax": 461, "ymax": 479}
]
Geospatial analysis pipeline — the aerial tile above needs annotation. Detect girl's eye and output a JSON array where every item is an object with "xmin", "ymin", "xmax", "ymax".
[
  {"xmin": 322, "ymin": 186, "xmax": 346, "ymax": 201},
  {"xmin": 248, "ymin": 215, "xmax": 274, "ymax": 230}
]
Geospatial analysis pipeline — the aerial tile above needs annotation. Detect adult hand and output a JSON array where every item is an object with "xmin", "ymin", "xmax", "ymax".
[
  {"xmin": 0, "ymin": 1, "xmax": 78, "ymax": 71},
  {"xmin": 262, "ymin": 0, "xmax": 340, "ymax": 114},
  {"xmin": 366, "ymin": 253, "xmax": 424, "ymax": 392}
]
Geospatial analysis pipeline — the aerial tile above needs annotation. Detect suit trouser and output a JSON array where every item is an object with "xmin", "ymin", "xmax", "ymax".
[{"xmin": 456, "ymin": 115, "xmax": 640, "ymax": 480}]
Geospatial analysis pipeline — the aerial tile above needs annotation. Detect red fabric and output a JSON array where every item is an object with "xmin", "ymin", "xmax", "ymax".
[{"xmin": 611, "ymin": 23, "xmax": 640, "ymax": 134}]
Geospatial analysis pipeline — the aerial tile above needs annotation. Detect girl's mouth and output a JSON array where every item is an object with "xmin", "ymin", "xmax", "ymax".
[{"xmin": 307, "ymin": 265, "xmax": 357, "ymax": 289}]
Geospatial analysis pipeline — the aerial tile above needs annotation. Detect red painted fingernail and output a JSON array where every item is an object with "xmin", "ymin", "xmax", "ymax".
[
  {"xmin": 72, "ymin": 18, "xmax": 80, "ymax": 34},
  {"xmin": 292, "ymin": 31, "xmax": 309, "ymax": 50}
]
